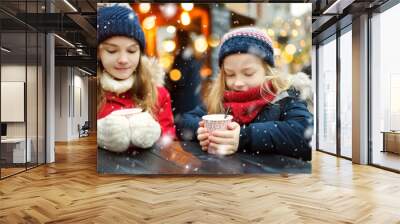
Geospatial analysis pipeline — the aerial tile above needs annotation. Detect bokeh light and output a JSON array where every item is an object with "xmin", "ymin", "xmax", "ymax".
[
  {"xmin": 285, "ymin": 44, "xmax": 297, "ymax": 55},
  {"xmin": 139, "ymin": 3, "xmax": 151, "ymax": 14},
  {"xmin": 181, "ymin": 3, "xmax": 194, "ymax": 11},
  {"xmin": 194, "ymin": 36, "xmax": 208, "ymax": 53},
  {"xmin": 180, "ymin": 12, "xmax": 191, "ymax": 26},
  {"xmin": 162, "ymin": 40, "xmax": 176, "ymax": 53},
  {"xmin": 169, "ymin": 69, "xmax": 182, "ymax": 81},
  {"xmin": 143, "ymin": 16, "xmax": 156, "ymax": 30},
  {"xmin": 166, "ymin": 25, "xmax": 176, "ymax": 34}
]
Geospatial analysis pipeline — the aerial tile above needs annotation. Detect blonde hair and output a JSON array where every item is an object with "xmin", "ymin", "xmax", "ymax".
[
  {"xmin": 97, "ymin": 55, "xmax": 158, "ymax": 116},
  {"xmin": 205, "ymin": 62, "xmax": 290, "ymax": 114}
]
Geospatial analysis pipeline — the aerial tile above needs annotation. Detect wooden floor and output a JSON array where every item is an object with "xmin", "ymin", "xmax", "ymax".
[
  {"xmin": 1, "ymin": 136, "xmax": 400, "ymax": 223},
  {"xmin": 1, "ymin": 167, "xmax": 26, "ymax": 178}
]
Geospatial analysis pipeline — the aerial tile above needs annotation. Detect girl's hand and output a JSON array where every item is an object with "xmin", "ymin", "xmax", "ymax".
[
  {"xmin": 197, "ymin": 121, "xmax": 210, "ymax": 151},
  {"xmin": 208, "ymin": 122, "xmax": 240, "ymax": 155}
]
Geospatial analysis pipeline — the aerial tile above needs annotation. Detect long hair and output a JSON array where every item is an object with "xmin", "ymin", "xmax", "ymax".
[
  {"xmin": 204, "ymin": 62, "xmax": 290, "ymax": 114},
  {"xmin": 97, "ymin": 55, "xmax": 158, "ymax": 116}
]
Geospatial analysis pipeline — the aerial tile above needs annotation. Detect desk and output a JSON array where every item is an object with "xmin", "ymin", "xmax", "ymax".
[
  {"xmin": 382, "ymin": 131, "xmax": 400, "ymax": 154},
  {"xmin": 97, "ymin": 141, "xmax": 311, "ymax": 175},
  {"xmin": 1, "ymin": 138, "xmax": 31, "ymax": 164}
]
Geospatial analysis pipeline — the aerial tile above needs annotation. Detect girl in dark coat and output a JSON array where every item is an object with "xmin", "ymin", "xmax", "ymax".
[{"xmin": 176, "ymin": 27, "xmax": 313, "ymax": 161}]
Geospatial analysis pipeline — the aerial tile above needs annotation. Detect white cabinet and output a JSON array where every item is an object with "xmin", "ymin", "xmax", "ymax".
[{"xmin": 1, "ymin": 138, "xmax": 32, "ymax": 163}]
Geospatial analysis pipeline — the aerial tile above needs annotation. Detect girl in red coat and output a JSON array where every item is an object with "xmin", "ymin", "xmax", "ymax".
[{"xmin": 97, "ymin": 5, "xmax": 175, "ymax": 152}]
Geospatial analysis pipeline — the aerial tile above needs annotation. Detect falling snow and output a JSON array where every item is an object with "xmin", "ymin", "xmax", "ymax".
[
  {"xmin": 194, "ymin": 85, "xmax": 201, "ymax": 95},
  {"xmin": 182, "ymin": 48, "xmax": 194, "ymax": 59},
  {"xmin": 182, "ymin": 129, "xmax": 194, "ymax": 141},
  {"xmin": 158, "ymin": 134, "xmax": 174, "ymax": 148},
  {"xmin": 304, "ymin": 127, "xmax": 314, "ymax": 139},
  {"xmin": 248, "ymin": 45, "xmax": 267, "ymax": 60},
  {"xmin": 159, "ymin": 3, "xmax": 177, "ymax": 19}
]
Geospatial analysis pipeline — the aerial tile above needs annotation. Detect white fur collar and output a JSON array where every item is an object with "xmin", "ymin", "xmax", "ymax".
[
  {"xmin": 289, "ymin": 72, "xmax": 314, "ymax": 112},
  {"xmin": 100, "ymin": 71, "xmax": 135, "ymax": 95}
]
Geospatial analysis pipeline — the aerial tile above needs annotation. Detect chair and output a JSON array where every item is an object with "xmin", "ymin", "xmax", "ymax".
[{"xmin": 79, "ymin": 121, "xmax": 90, "ymax": 138}]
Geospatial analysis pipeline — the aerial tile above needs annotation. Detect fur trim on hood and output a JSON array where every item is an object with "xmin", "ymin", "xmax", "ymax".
[
  {"xmin": 289, "ymin": 72, "xmax": 314, "ymax": 112},
  {"xmin": 141, "ymin": 56, "xmax": 165, "ymax": 86}
]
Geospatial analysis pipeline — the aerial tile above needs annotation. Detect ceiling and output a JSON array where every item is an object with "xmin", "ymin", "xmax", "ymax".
[
  {"xmin": 311, "ymin": 0, "xmax": 390, "ymax": 44},
  {"xmin": 0, "ymin": 0, "xmax": 96, "ymax": 74},
  {"xmin": 0, "ymin": 0, "xmax": 396, "ymax": 74}
]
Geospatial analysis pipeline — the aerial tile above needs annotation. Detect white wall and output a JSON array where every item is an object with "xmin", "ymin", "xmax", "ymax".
[
  {"xmin": 71, "ymin": 72, "xmax": 89, "ymax": 139},
  {"xmin": 1, "ymin": 64, "xmax": 46, "ymax": 164},
  {"xmin": 54, "ymin": 67, "xmax": 89, "ymax": 141},
  {"xmin": 1, "ymin": 65, "xmax": 36, "ymax": 137},
  {"xmin": 55, "ymin": 66, "xmax": 69, "ymax": 141}
]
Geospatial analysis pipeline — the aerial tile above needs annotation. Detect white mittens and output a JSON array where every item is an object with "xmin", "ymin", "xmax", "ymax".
[
  {"xmin": 129, "ymin": 112, "xmax": 161, "ymax": 149},
  {"xmin": 97, "ymin": 114, "xmax": 131, "ymax": 153},
  {"xmin": 98, "ymin": 111, "xmax": 161, "ymax": 152}
]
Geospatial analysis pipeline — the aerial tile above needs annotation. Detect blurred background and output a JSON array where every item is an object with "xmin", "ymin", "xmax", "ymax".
[{"xmin": 99, "ymin": 3, "xmax": 311, "ymax": 78}]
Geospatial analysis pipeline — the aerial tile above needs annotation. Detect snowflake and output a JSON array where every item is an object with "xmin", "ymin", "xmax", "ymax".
[
  {"xmin": 157, "ymin": 134, "xmax": 173, "ymax": 148},
  {"xmin": 304, "ymin": 127, "xmax": 314, "ymax": 139},
  {"xmin": 128, "ymin": 13, "xmax": 135, "ymax": 20},
  {"xmin": 248, "ymin": 45, "xmax": 267, "ymax": 60},
  {"xmin": 181, "ymin": 128, "xmax": 194, "ymax": 141},
  {"xmin": 182, "ymin": 47, "xmax": 193, "ymax": 59},
  {"xmin": 159, "ymin": 3, "xmax": 177, "ymax": 19}
]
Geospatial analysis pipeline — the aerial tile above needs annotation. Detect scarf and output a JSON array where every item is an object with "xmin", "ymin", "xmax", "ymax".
[
  {"xmin": 100, "ymin": 70, "xmax": 135, "ymax": 95},
  {"xmin": 223, "ymin": 81, "xmax": 277, "ymax": 125}
]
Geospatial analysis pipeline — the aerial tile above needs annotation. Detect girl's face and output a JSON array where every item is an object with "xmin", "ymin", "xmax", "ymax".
[
  {"xmin": 98, "ymin": 36, "xmax": 141, "ymax": 80},
  {"xmin": 223, "ymin": 53, "xmax": 266, "ymax": 91}
]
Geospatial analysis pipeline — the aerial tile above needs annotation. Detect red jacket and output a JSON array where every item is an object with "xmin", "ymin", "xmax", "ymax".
[{"xmin": 97, "ymin": 86, "xmax": 176, "ymax": 139}]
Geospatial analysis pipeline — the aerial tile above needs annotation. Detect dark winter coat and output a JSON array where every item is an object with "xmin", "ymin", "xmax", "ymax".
[
  {"xmin": 166, "ymin": 51, "xmax": 203, "ymax": 117},
  {"xmin": 176, "ymin": 88, "xmax": 313, "ymax": 161}
]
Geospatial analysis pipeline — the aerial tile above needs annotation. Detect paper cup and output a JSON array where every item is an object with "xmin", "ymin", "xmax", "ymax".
[
  {"xmin": 202, "ymin": 114, "xmax": 233, "ymax": 133},
  {"xmin": 202, "ymin": 114, "xmax": 233, "ymax": 154},
  {"xmin": 111, "ymin": 108, "xmax": 142, "ymax": 119}
]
